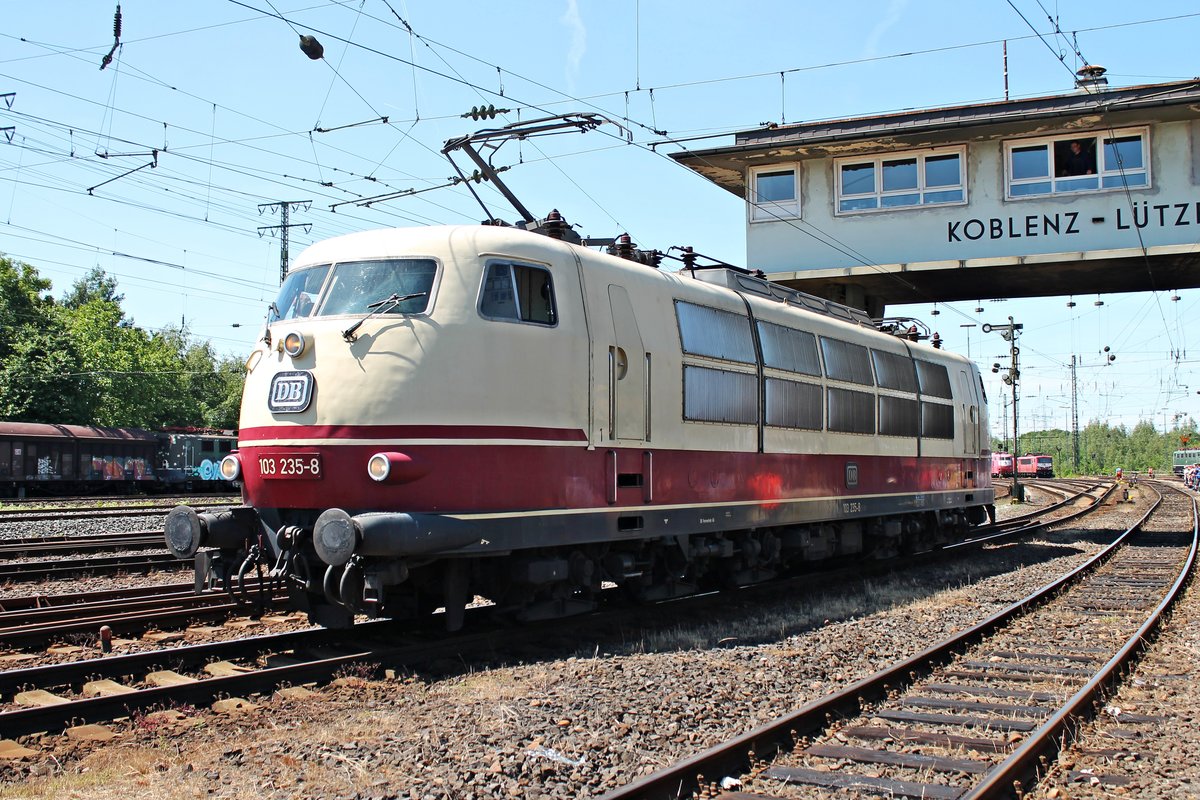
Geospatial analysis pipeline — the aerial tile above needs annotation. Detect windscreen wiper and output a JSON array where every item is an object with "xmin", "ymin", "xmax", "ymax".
[{"xmin": 341, "ymin": 292, "xmax": 427, "ymax": 342}]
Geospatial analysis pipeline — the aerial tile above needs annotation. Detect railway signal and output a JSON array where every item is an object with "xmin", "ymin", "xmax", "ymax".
[{"xmin": 986, "ymin": 318, "xmax": 1024, "ymax": 501}]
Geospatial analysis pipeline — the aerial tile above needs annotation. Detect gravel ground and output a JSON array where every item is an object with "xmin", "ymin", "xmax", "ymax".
[
  {"xmin": 2, "ymin": 487, "xmax": 1187, "ymax": 800},
  {"xmin": 0, "ymin": 514, "xmax": 166, "ymax": 541}
]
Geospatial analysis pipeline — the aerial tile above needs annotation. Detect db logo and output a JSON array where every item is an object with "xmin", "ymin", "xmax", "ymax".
[{"xmin": 268, "ymin": 371, "xmax": 314, "ymax": 413}]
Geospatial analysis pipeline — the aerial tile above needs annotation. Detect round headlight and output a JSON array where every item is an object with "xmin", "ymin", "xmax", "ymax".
[
  {"xmin": 282, "ymin": 330, "xmax": 306, "ymax": 357},
  {"xmin": 367, "ymin": 453, "xmax": 391, "ymax": 482},
  {"xmin": 219, "ymin": 454, "xmax": 242, "ymax": 481}
]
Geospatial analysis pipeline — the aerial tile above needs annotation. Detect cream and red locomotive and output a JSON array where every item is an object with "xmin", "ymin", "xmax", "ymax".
[{"xmin": 165, "ymin": 222, "xmax": 995, "ymax": 627}]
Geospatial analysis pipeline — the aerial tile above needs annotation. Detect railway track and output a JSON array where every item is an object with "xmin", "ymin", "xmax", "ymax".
[
  {"xmin": 960, "ymin": 480, "xmax": 1113, "ymax": 544},
  {"xmin": 0, "ymin": 500, "xmax": 233, "ymax": 525},
  {"xmin": 0, "ymin": 551, "xmax": 189, "ymax": 582},
  {"xmin": 0, "ymin": 529, "xmax": 164, "ymax": 556},
  {"xmin": 601, "ymin": 481, "xmax": 1195, "ymax": 800},
  {"xmin": 0, "ymin": 493, "xmax": 239, "ymax": 508},
  {"xmin": 0, "ymin": 583, "xmax": 290, "ymax": 649},
  {"xmin": 0, "ymin": 479, "xmax": 1124, "ymax": 744}
]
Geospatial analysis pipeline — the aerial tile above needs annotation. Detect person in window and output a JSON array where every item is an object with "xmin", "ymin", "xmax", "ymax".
[
  {"xmin": 1059, "ymin": 140, "xmax": 1095, "ymax": 176},
  {"xmin": 289, "ymin": 291, "xmax": 315, "ymax": 318}
]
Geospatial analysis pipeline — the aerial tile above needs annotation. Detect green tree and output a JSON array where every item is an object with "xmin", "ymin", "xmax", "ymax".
[
  {"xmin": 0, "ymin": 255, "xmax": 92, "ymax": 421},
  {"xmin": 0, "ymin": 258, "xmax": 247, "ymax": 429},
  {"xmin": 60, "ymin": 266, "xmax": 125, "ymax": 310}
]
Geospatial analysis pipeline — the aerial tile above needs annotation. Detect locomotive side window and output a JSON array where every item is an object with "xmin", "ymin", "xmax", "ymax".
[
  {"xmin": 675, "ymin": 301, "xmax": 755, "ymax": 364},
  {"xmin": 819, "ymin": 337, "xmax": 873, "ymax": 385},
  {"xmin": 915, "ymin": 360, "xmax": 953, "ymax": 398},
  {"xmin": 479, "ymin": 262, "xmax": 556, "ymax": 325},
  {"xmin": 320, "ymin": 259, "xmax": 436, "ymax": 317},
  {"xmin": 758, "ymin": 321, "xmax": 821, "ymax": 376},
  {"xmin": 871, "ymin": 349, "xmax": 918, "ymax": 392},
  {"xmin": 765, "ymin": 378, "xmax": 822, "ymax": 430},
  {"xmin": 683, "ymin": 366, "xmax": 758, "ymax": 424},
  {"xmin": 921, "ymin": 402, "xmax": 955, "ymax": 439},
  {"xmin": 827, "ymin": 387, "xmax": 876, "ymax": 434},
  {"xmin": 879, "ymin": 395, "xmax": 920, "ymax": 437}
]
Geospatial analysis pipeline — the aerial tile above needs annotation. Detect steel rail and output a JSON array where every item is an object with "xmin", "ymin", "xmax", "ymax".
[
  {"xmin": 954, "ymin": 481, "xmax": 1115, "ymax": 547},
  {"xmin": 0, "ymin": 492, "xmax": 237, "ymax": 506},
  {"xmin": 0, "ymin": 552, "xmax": 185, "ymax": 581},
  {"xmin": 0, "ymin": 501, "xmax": 231, "ymax": 523},
  {"xmin": 0, "ymin": 594, "xmax": 289, "ymax": 648},
  {"xmin": 0, "ymin": 532, "xmax": 164, "ymax": 556},
  {"xmin": 598, "ymin": 480, "xmax": 1163, "ymax": 800},
  {"xmin": 0, "ymin": 581, "xmax": 199, "ymax": 611}
]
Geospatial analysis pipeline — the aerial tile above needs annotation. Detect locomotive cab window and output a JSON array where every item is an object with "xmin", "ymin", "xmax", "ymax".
[
  {"xmin": 318, "ymin": 258, "xmax": 437, "ymax": 317},
  {"xmin": 272, "ymin": 265, "xmax": 330, "ymax": 321},
  {"xmin": 479, "ymin": 262, "xmax": 557, "ymax": 326}
]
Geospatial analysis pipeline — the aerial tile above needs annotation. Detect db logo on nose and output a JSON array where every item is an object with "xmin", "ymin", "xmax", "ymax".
[{"xmin": 268, "ymin": 371, "xmax": 314, "ymax": 413}]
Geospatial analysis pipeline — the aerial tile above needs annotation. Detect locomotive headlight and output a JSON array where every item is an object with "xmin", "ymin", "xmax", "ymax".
[
  {"xmin": 367, "ymin": 451, "xmax": 428, "ymax": 484},
  {"xmin": 219, "ymin": 454, "xmax": 242, "ymax": 481},
  {"xmin": 367, "ymin": 453, "xmax": 391, "ymax": 482},
  {"xmin": 282, "ymin": 330, "xmax": 307, "ymax": 357}
]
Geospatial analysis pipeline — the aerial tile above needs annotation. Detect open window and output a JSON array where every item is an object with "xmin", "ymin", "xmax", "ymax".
[
  {"xmin": 1006, "ymin": 128, "xmax": 1148, "ymax": 198},
  {"xmin": 479, "ymin": 261, "xmax": 557, "ymax": 326}
]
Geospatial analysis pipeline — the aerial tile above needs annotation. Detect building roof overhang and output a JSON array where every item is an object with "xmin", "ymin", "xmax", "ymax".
[
  {"xmin": 771, "ymin": 243, "xmax": 1200, "ymax": 309},
  {"xmin": 672, "ymin": 79, "xmax": 1200, "ymax": 197}
]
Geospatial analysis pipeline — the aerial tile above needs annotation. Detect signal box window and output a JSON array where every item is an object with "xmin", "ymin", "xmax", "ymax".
[
  {"xmin": 1006, "ymin": 128, "xmax": 1148, "ymax": 198},
  {"xmin": 480, "ymin": 262, "xmax": 557, "ymax": 325},
  {"xmin": 749, "ymin": 166, "xmax": 799, "ymax": 222},
  {"xmin": 836, "ymin": 148, "xmax": 965, "ymax": 214}
]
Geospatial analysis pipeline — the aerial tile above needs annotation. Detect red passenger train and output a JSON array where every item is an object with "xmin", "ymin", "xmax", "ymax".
[{"xmin": 165, "ymin": 221, "xmax": 996, "ymax": 628}]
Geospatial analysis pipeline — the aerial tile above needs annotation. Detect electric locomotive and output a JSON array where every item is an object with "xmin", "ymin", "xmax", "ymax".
[{"xmin": 165, "ymin": 221, "xmax": 995, "ymax": 628}]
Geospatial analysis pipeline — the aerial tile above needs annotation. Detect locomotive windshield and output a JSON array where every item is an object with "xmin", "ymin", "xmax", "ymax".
[
  {"xmin": 269, "ymin": 259, "xmax": 436, "ymax": 321},
  {"xmin": 273, "ymin": 265, "xmax": 330, "ymax": 321},
  {"xmin": 321, "ymin": 259, "xmax": 436, "ymax": 316}
]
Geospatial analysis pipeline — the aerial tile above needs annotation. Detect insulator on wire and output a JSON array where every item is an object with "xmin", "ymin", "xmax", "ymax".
[
  {"xmin": 462, "ymin": 104, "xmax": 510, "ymax": 121},
  {"xmin": 680, "ymin": 246, "xmax": 696, "ymax": 271},
  {"xmin": 99, "ymin": 3, "xmax": 122, "ymax": 70},
  {"xmin": 299, "ymin": 34, "xmax": 324, "ymax": 60}
]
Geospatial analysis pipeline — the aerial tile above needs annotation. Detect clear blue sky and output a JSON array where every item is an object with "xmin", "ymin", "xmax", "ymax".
[{"xmin": 2, "ymin": 1, "xmax": 1198, "ymax": 437}]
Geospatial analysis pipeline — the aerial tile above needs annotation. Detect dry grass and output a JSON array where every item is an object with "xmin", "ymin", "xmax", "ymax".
[{"xmin": 1, "ymin": 743, "xmax": 186, "ymax": 800}]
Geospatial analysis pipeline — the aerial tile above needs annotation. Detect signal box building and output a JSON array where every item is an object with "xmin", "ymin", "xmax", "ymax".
[{"xmin": 672, "ymin": 75, "xmax": 1200, "ymax": 317}]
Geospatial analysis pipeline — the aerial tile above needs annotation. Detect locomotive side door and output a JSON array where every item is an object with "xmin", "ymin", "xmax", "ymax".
[
  {"xmin": 957, "ymin": 368, "xmax": 980, "ymax": 455},
  {"xmin": 607, "ymin": 284, "xmax": 647, "ymax": 441}
]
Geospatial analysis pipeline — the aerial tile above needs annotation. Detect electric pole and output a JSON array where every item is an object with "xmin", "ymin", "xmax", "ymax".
[
  {"xmin": 1070, "ymin": 355, "xmax": 1079, "ymax": 472},
  {"xmin": 986, "ymin": 317, "xmax": 1023, "ymax": 501},
  {"xmin": 257, "ymin": 200, "xmax": 312, "ymax": 284}
]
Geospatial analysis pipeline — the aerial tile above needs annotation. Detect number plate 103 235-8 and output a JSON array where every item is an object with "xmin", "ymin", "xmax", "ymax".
[{"xmin": 257, "ymin": 453, "xmax": 322, "ymax": 479}]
